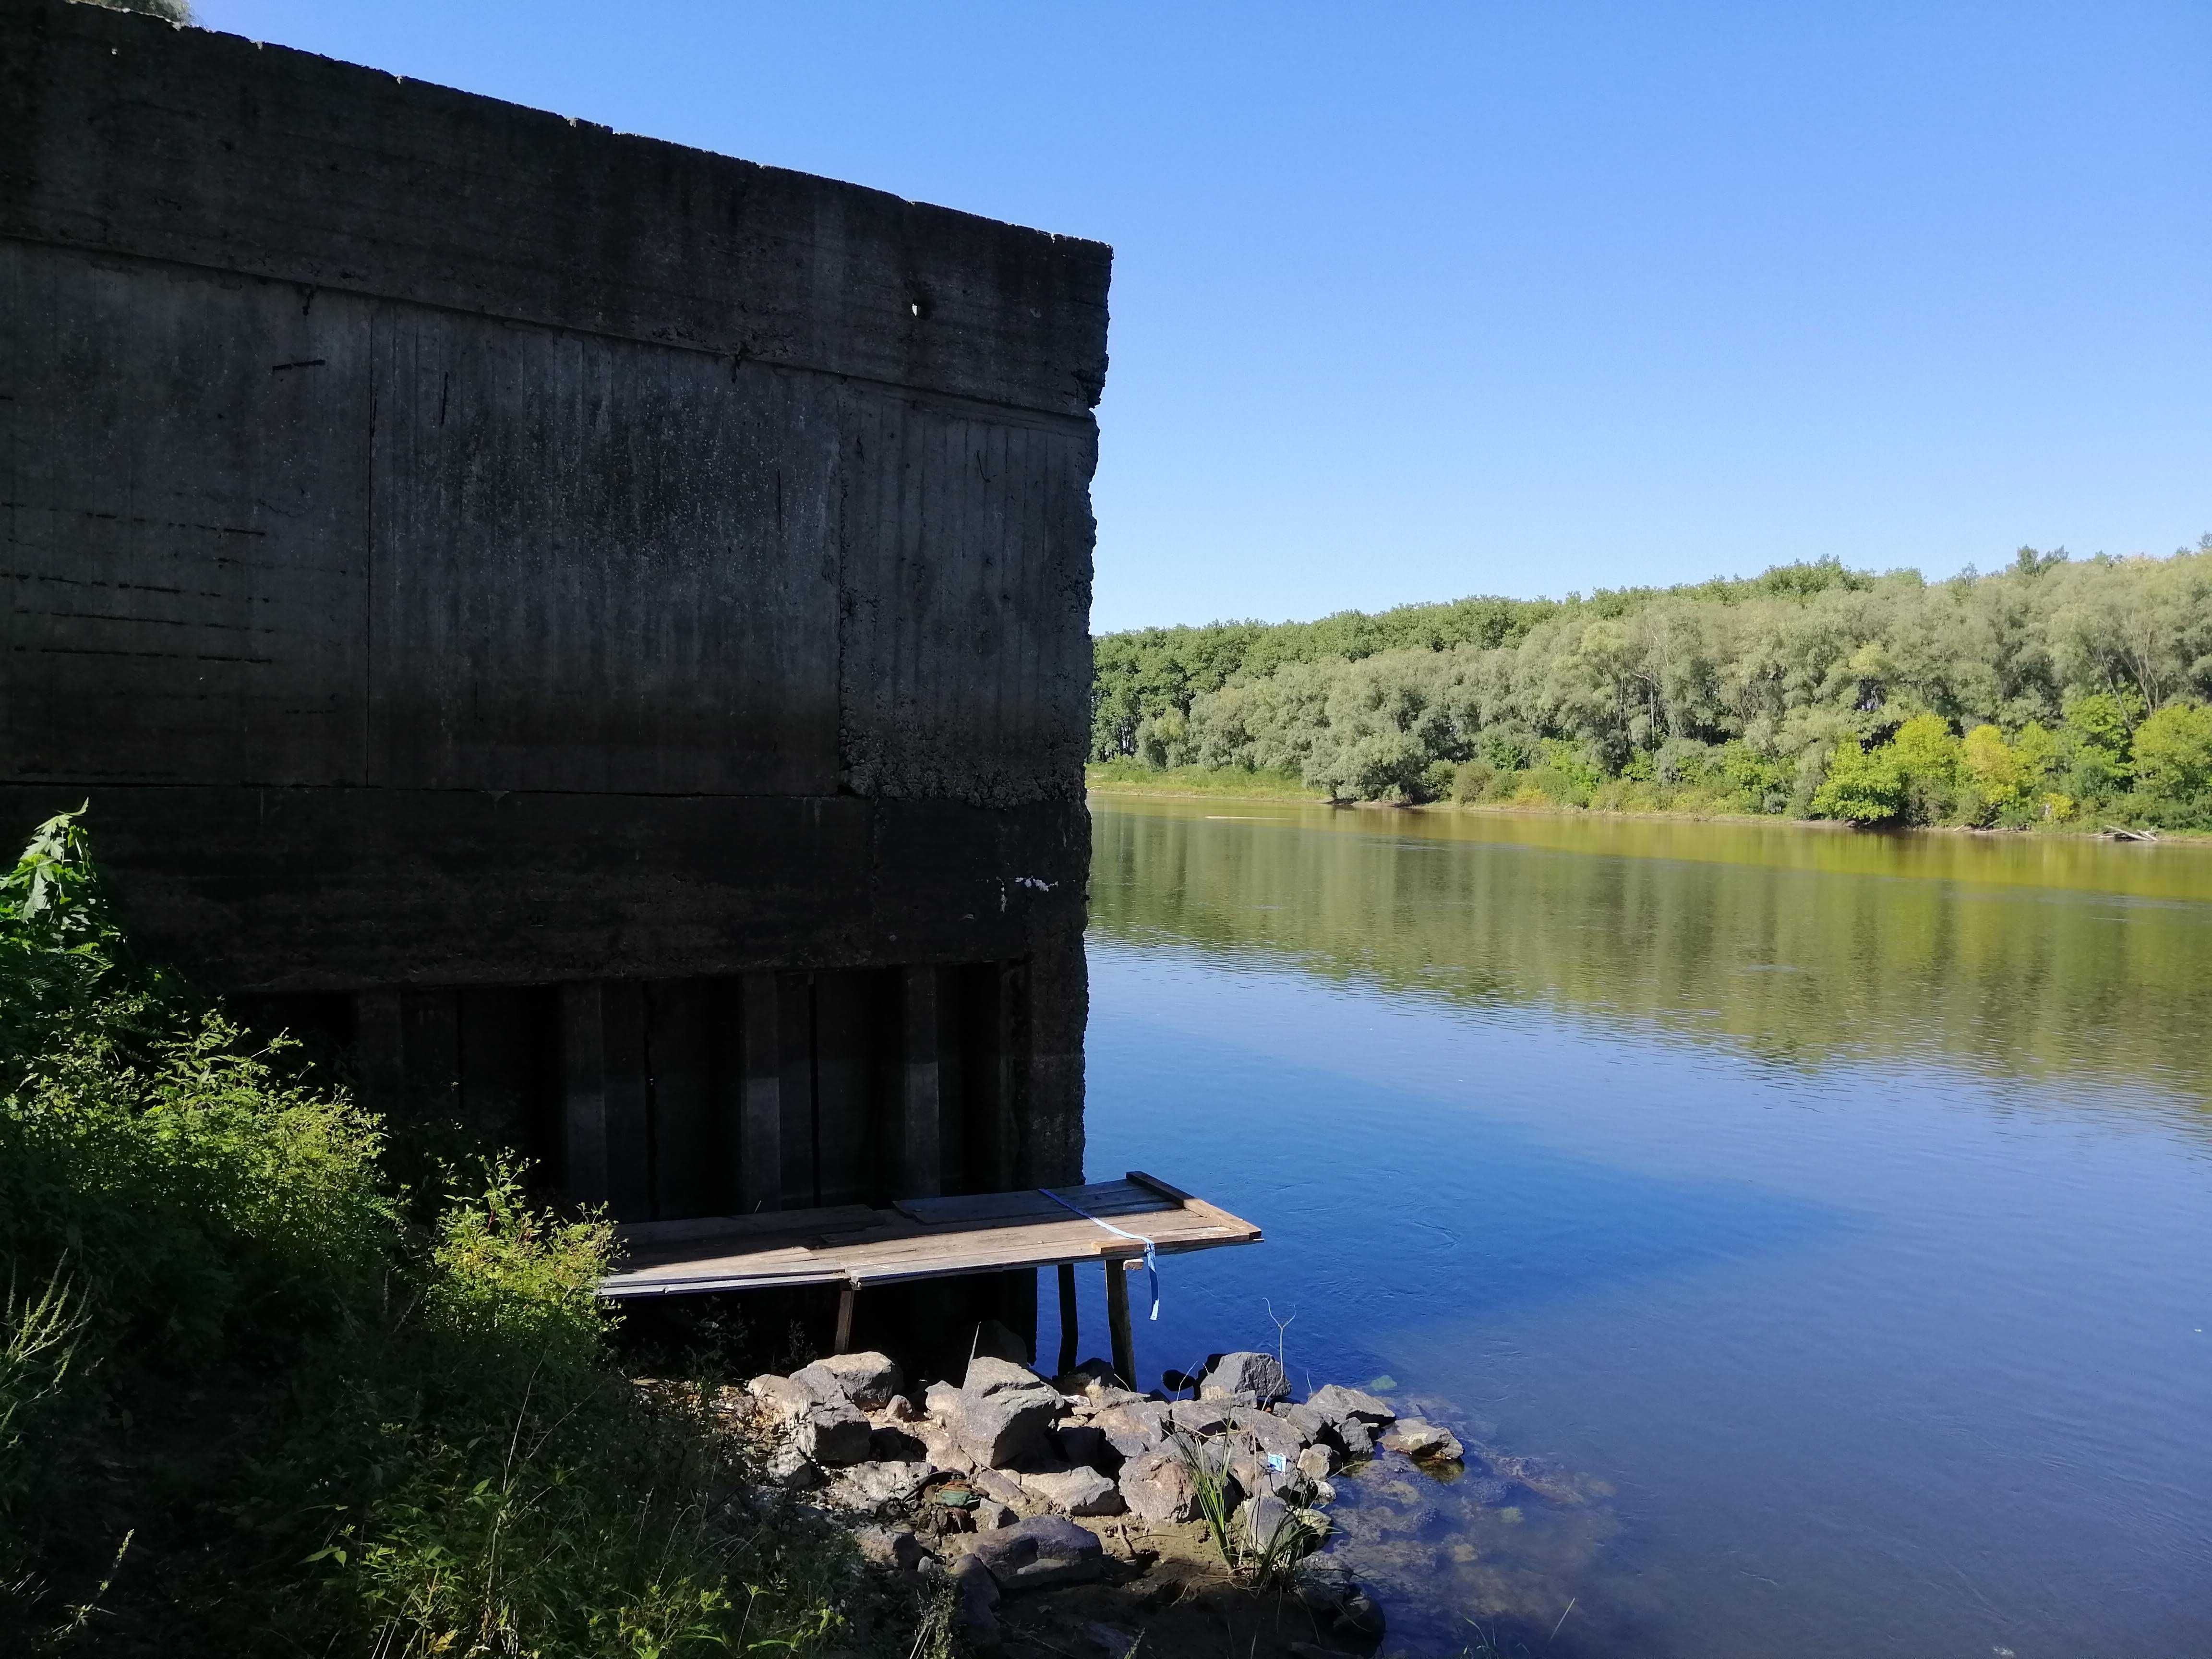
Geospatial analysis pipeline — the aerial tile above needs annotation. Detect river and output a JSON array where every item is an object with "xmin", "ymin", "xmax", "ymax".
[{"xmin": 1062, "ymin": 795, "xmax": 2212, "ymax": 1659}]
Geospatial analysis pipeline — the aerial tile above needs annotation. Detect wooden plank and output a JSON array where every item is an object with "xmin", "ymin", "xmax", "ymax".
[
  {"xmin": 595, "ymin": 1176, "xmax": 1260, "ymax": 1299},
  {"xmin": 895, "ymin": 1180, "xmax": 1177, "ymax": 1229},
  {"xmin": 738, "ymin": 972, "xmax": 781, "ymax": 1214},
  {"xmin": 834, "ymin": 1284, "xmax": 857, "ymax": 1353},
  {"xmin": 898, "ymin": 966, "xmax": 942, "ymax": 1198}
]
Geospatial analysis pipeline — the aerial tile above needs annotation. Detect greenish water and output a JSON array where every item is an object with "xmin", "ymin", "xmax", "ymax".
[{"xmin": 1068, "ymin": 798, "xmax": 2212, "ymax": 1659}]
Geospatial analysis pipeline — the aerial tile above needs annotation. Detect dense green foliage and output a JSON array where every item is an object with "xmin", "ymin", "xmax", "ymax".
[
  {"xmin": 1089, "ymin": 801, "xmax": 2212, "ymax": 1102},
  {"xmin": 0, "ymin": 812, "xmax": 885, "ymax": 1657},
  {"xmin": 1093, "ymin": 545, "xmax": 2212, "ymax": 830}
]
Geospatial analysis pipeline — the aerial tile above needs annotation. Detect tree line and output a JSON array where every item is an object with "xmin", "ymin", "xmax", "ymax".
[{"xmin": 1091, "ymin": 542, "xmax": 2212, "ymax": 830}]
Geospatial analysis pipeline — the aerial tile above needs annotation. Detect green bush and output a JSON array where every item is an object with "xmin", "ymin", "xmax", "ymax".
[
  {"xmin": 0, "ymin": 811, "xmax": 880, "ymax": 1658},
  {"xmin": 1812, "ymin": 737, "xmax": 1909, "ymax": 825}
]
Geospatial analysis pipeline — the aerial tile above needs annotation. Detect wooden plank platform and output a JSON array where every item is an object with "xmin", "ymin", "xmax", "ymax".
[{"xmin": 597, "ymin": 1170, "xmax": 1261, "ymax": 1300}]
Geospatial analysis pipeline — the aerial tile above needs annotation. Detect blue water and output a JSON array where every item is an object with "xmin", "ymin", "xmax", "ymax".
[{"xmin": 1054, "ymin": 800, "xmax": 2212, "ymax": 1659}]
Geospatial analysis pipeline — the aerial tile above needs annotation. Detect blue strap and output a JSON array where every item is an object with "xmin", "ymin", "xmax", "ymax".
[{"xmin": 1039, "ymin": 1188, "xmax": 1161, "ymax": 1320}]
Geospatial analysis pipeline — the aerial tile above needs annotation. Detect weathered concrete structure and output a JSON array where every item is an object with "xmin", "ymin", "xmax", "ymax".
[{"xmin": 0, "ymin": 0, "xmax": 1106, "ymax": 1237}]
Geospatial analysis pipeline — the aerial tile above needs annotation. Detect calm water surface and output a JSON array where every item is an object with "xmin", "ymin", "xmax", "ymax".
[{"xmin": 1061, "ymin": 797, "xmax": 2212, "ymax": 1659}]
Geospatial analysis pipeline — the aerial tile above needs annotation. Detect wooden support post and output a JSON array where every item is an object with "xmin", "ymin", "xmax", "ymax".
[
  {"xmin": 898, "ymin": 966, "xmax": 942, "ymax": 1198},
  {"xmin": 739, "ymin": 973, "xmax": 781, "ymax": 1214},
  {"xmin": 1104, "ymin": 1256, "xmax": 1136, "ymax": 1391},
  {"xmin": 352, "ymin": 989, "xmax": 405, "ymax": 1120},
  {"xmin": 1056, "ymin": 1262, "xmax": 1080, "ymax": 1378},
  {"xmin": 559, "ymin": 982, "xmax": 610, "ymax": 1203},
  {"xmin": 834, "ymin": 1284, "xmax": 857, "ymax": 1355}
]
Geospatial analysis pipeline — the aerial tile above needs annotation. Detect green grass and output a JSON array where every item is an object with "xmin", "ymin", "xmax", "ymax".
[{"xmin": 0, "ymin": 808, "xmax": 911, "ymax": 1658}]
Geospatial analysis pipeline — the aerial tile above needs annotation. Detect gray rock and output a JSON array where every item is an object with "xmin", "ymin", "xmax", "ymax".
[
  {"xmin": 1295, "ymin": 1563, "xmax": 1386, "ymax": 1643},
  {"xmin": 1167, "ymin": 1398, "xmax": 1232, "ymax": 1436},
  {"xmin": 967, "ymin": 1514, "xmax": 1105, "ymax": 1591},
  {"xmin": 748, "ymin": 1373, "xmax": 818, "ymax": 1424},
  {"xmin": 1094, "ymin": 1401, "xmax": 1169, "ymax": 1459},
  {"xmin": 1274, "ymin": 1402, "xmax": 1330, "ymax": 1443},
  {"xmin": 797, "ymin": 1399, "xmax": 874, "ymax": 1467},
  {"xmin": 1055, "ymin": 1423, "xmax": 1111, "ymax": 1469},
  {"xmin": 1306, "ymin": 1384, "xmax": 1396, "ymax": 1429},
  {"xmin": 1380, "ymin": 1419, "xmax": 1464, "ymax": 1462},
  {"xmin": 1054, "ymin": 1358, "xmax": 1126, "ymax": 1397},
  {"xmin": 793, "ymin": 1350, "xmax": 905, "ymax": 1411},
  {"xmin": 1199, "ymin": 1351, "xmax": 1290, "ymax": 1404},
  {"xmin": 975, "ymin": 1500, "xmax": 1018, "ymax": 1530},
  {"xmin": 854, "ymin": 1525, "xmax": 930, "ymax": 1570},
  {"xmin": 1117, "ymin": 1449, "xmax": 1201, "ymax": 1523},
  {"xmin": 971, "ymin": 1467, "xmax": 1028, "ymax": 1507},
  {"xmin": 1238, "ymin": 1492, "xmax": 1297, "ymax": 1553},
  {"xmin": 823, "ymin": 1459, "xmax": 932, "ymax": 1514},
  {"xmin": 967, "ymin": 1319, "xmax": 1031, "ymax": 1366},
  {"xmin": 871, "ymin": 1423, "xmax": 928, "ymax": 1463},
  {"xmin": 945, "ymin": 1359, "xmax": 1064, "ymax": 1468},
  {"xmin": 763, "ymin": 1441, "xmax": 822, "ymax": 1491},
  {"xmin": 1230, "ymin": 1406, "xmax": 1307, "ymax": 1460},
  {"xmin": 1333, "ymin": 1419, "xmax": 1375, "ymax": 1458},
  {"xmin": 924, "ymin": 1380, "xmax": 964, "ymax": 1419},
  {"xmin": 1019, "ymin": 1467, "xmax": 1125, "ymax": 1517},
  {"xmin": 913, "ymin": 1417, "xmax": 979, "ymax": 1476},
  {"xmin": 951, "ymin": 1552, "xmax": 1002, "ymax": 1640},
  {"xmin": 1296, "ymin": 1444, "xmax": 1336, "ymax": 1482}
]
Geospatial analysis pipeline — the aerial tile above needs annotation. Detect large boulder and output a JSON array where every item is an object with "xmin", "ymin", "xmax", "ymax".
[
  {"xmin": 1305, "ymin": 1384, "xmax": 1395, "ymax": 1430},
  {"xmin": 1117, "ymin": 1450, "xmax": 1201, "ymax": 1524},
  {"xmin": 1094, "ymin": 1401, "xmax": 1169, "ymax": 1459},
  {"xmin": 941, "ymin": 1359, "xmax": 1064, "ymax": 1468},
  {"xmin": 793, "ymin": 1351, "xmax": 905, "ymax": 1411},
  {"xmin": 1018, "ymin": 1467, "xmax": 1126, "ymax": 1517},
  {"xmin": 795, "ymin": 1399, "xmax": 873, "ymax": 1467},
  {"xmin": 967, "ymin": 1515, "xmax": 1106, "ymax": 1592},
  {"xmin": 1229, "ymin": 1406, "xmax": 1307, "ymax": 1460},
  {"xmin": 1167, "ymin": 1398, "xmax": 1232, "ymax": 1436},
  {"xmin": 1273, "ymin": 1402, "xmax": 1330, "ymax": 1444},
  {"xmin": 762, "ymin": 1442, "xmax": 822, "ymax": 1491},
  {"xmin": 748, "ymin": 1373, "xmax": 819, "ymax": 1425},
  {"xmin": 1198, "ymin": 1351, "xmax": 1290, "ymax": 1404}
]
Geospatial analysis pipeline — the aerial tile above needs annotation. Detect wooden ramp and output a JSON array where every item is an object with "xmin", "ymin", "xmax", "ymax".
[{"xmin": 598, "ymin": 1171, "xmax": 1262, "ymax": 1382}]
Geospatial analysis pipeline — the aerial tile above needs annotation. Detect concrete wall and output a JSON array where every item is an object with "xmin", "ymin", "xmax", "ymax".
[{"xmin": 0, "ymin": 0, "xmax": 1106, "ymax": 1216}]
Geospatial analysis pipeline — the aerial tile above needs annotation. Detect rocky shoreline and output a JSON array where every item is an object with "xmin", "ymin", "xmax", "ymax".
[{"xmin": 725, "ymin": 1346, "xmax": 1467, "ymax": 1650}]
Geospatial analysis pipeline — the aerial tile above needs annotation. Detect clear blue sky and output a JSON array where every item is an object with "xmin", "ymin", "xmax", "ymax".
[{"xmin": 198, "ymin": 1, "xmax": 2212, "ymax": 633}]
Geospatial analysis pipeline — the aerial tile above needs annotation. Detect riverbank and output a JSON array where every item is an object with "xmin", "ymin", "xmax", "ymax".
[{"xmin": 1084, "ymin": 763, "xmax": 2212, "ymax": 844}]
